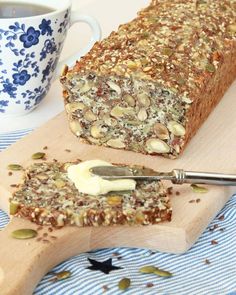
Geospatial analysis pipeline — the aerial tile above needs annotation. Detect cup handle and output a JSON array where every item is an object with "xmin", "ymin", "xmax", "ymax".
[{"xmin": 55, "ymin": 12, "xmax": 102, "ymax": 78}]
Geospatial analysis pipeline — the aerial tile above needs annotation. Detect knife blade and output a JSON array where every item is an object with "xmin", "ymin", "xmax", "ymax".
[
  {"xmin": 90, "ymin": 166, "xmax": 236, "ymax": 186},
  {"xmin": 90, "ymin": 166, "xmax": 175, "ymax": 181}
]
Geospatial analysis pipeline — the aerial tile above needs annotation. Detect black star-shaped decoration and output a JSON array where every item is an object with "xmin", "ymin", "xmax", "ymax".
[{"xmin": 87, "ymin": 258, "xmax": 123, "ymax": 274}]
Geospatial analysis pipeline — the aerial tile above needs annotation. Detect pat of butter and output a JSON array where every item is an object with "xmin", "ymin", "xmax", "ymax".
[{"xmin": 67, "ymin": 160, "xmax": 136, "ymax": 196}]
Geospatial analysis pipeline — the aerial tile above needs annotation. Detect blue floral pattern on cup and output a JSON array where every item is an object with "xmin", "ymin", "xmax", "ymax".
[
  {"xmin": 40, "ymin": 38, "xmax": 57, "ymax": 61},
  {"xmin": 39, "ymin": 19, "xmax": 53, "ymax": 36},
  {"xmin": 58, "ymin": 10, "xmax": 69, "ymax": 33},
  {"xmin": 12, "ymin": 70, "xmax": 30, "ymax": 86},
  {"xmin": 22, "ymin": 86, "xmax": 47, "ymax": 110},
  {"xmin": 0, "ymin": 9, "xmax": 70, "ymax": 114},
  {"xmin": 19, "ymin": 27, "xmax": 40, "ymax": 48},
  {"xmin": 2, "ymin": 79, "xmax": 17, "ymax": 97}
]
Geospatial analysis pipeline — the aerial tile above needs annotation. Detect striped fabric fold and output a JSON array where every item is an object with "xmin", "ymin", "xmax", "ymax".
[
  {"xmin": 0, "ymin": 129, "xmax": 32, "ymax": 151},
  {"xmin": 0, "ymin": 130, "xmax": 235, "ymax": 295}
]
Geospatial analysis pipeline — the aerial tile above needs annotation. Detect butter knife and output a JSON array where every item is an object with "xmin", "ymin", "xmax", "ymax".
[{"xmin": 90, "ymin": 166, "xmax": 236, "ymax": 186}]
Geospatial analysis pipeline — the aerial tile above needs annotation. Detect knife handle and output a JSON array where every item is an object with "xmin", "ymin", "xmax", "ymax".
[{"xmin": 172, "ymin": 169, "xmax": 236, "ymax": 186}]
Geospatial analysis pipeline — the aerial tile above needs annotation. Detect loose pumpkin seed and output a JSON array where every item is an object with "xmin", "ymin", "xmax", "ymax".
[
  {"xmin": 191, "ymin": 184, "xmax": 208, "ymax": 193},
  {"xmin": 139, "ymin": 266, "xmax": 157, "ymax": 274},
  {"xmin": 118, "ymin": 278, "xmax": 131, "ymax": 291},
  {"xmin": 32, "ymin": 152, "xmax": 46, "ymax": 160},
  {"xmin": 9, "ymin": 202, "xmax": 19, "ymax": 215},
  {"xmin": 54, "ymin": 271, "xmax": 71, "ymax": 281},
  {"xmin": 140, "ymin": 265, "xmax": 173, "ymax": 278},
  {"xmin": 11, "ymin": 229, "xmax": 38, "ymax": 239},
  {"xmin": 153, "ymin": 268, "xmax": 173, "ymax": 277},
  {"xmin": 7, "ymin": 164, "xmax": 23, "ymax": 171}
]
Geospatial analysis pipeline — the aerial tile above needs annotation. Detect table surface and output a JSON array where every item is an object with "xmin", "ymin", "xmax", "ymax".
[{"xmin": 0, "ymin": 0, "xmax": 149, "ymax": 133}]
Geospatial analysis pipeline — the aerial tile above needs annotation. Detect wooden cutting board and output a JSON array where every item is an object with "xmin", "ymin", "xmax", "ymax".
[{"xmin": 1, "ymin": 80, "xmax": 236, "ymax": 294}]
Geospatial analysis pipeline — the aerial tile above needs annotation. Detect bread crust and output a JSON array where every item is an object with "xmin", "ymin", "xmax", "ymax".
[{"xmin": 185, "ymin": 40, "xmax": 236, "ymax": 146}]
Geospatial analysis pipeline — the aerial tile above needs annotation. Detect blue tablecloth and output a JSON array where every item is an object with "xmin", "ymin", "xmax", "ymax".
[{"xmin": 1, "ymin": 130, "xmax": 236, "ymax": 295}]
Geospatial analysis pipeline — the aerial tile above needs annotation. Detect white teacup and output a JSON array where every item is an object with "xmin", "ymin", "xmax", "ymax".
[{"xmin": 0, "ymin": 0, "xmax": 101, "ymax": 116}]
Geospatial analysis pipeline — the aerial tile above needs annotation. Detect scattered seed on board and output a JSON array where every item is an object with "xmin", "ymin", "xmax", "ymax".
[
  {"xmin": 32, "ymin": 152, "xmax": 46, "ymax": 160},
  {"xmin": 191, "ymin": 184, "xmax": 208, "ymax": 193},
  {"xmin": 43, "ymin": 146, "xmax": 48, "ymax": 150},
  {"xmin": 189, "ymin": 199, "xmax": 195, "ymax": 203},
  {"xmin": 11, "ymin": 229, "xmax": 38, "ymax": 239},
  {"xmin": 118, "ymin": 278, "xmax": 131, "ymax": 291},
  {"xmin": 8, "ymin": 171, "xmax": 13, "ymax": 176},
  {"xmin": 7, "ymin": 164, "xmax": 23, "ymax": 171}
]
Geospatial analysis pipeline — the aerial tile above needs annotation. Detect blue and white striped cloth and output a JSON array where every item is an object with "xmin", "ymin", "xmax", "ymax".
[{"xmin": 1, "ymin": 130, "xmax": 236, "ymax": 295}]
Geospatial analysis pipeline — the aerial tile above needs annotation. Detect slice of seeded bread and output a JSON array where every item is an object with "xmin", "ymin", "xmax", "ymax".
[{"xmin": 10, "ymin": 161, "xmax": 172, "ymax": 227}]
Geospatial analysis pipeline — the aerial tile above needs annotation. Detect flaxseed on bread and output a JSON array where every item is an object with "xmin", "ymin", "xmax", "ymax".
[
  {"xmin": 61, "ymin": 0, "xmax": 236, "ymax": 158},
  {"xmin": 10, "ymin": 162, "xmax": 172, "ymax": 227}
]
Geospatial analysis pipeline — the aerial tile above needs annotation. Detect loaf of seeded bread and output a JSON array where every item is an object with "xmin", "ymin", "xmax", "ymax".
[
  {"xmin": 61, "ymin": 0, "xmax": 236, "ymax": 158},
  {"xmin": 10, "ymin": 162, "xmax": 171, "ymax": 227}
]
